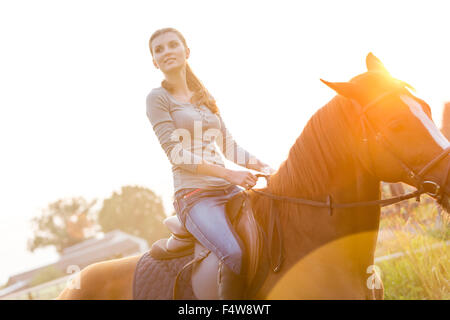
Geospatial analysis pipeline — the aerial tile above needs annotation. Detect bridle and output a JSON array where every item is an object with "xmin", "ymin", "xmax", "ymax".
[
  {"xmin": 355, "ymin": 89, "xmax": 450, "ymax": 201},
  {"xmin": 249, "ymin": 89, "xmax": 450, "ymax": 273}
]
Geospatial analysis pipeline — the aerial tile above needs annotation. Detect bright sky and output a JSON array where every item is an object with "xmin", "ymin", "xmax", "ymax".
[{"xmin": 0, "ymin": 0, "xmax": 449, "ymax": 286}]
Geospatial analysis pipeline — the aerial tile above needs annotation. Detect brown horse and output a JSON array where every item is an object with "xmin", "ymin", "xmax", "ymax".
[
  {"xmin": 442, "ymin": 102, "xmax": 450, "ymax": 139},
  {"xmin": 57, "ymin": 53, "xmax": 449, "ymax": 300}
]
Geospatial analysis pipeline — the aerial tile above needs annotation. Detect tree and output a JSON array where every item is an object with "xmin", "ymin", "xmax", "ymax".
[
  {"xmin": 27, "ymin": 197, "xmax": 98, "ymax": 254},
  {"xmin": 97, "ymin": 185, "xmax": 169, "ymax": 245}
]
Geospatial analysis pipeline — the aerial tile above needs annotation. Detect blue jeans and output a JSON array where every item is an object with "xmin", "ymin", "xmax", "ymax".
[{"xmin": 173, "ymin": 185, "xmax": 245, "ymax": 275}]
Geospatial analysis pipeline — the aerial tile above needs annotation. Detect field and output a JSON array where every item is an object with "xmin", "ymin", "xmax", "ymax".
[
  {"xmin": 2, "ymin": 194, "xmax": 448, "ymax": 300},
  {"xmin": 376, "ymin": 196, "xmax": 449, "ymax": 300}
]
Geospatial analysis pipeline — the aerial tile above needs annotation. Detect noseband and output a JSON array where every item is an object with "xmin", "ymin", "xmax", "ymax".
[{"xmin": 250, "ymin": 90, "xmax": 450, "ymax": 272}]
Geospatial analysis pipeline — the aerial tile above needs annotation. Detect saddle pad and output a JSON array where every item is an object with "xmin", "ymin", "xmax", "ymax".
[{"xmin": 133, "ymin": 251, "xmax": 197, "ymax": 300}]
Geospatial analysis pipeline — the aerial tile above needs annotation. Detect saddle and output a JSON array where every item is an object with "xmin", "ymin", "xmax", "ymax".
[
  {"xmin": 149, "ymin": 190, "xmax": 265, "ymax": 299},
  {"xmin": 149, "ymin": 218, "xmax": 195, "ymax": 259}
]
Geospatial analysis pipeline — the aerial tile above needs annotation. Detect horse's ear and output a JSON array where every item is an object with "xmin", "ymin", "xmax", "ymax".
[
  {"xmin": 366, "ymin": 52, "xmax": 391, "ymax": 75},
  {"xmin": 320, "ymin": 79, "xmax": 360, "ymax": 99}
]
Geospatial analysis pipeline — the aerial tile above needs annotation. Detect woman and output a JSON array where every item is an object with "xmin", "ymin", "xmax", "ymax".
[{"xmin": 146, "ymin": 27, "xmax": 275, "ymax": 299}]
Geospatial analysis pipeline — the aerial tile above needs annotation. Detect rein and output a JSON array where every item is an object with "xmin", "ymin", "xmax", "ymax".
[
  {"xmin": 249, "ymin": 90, "xmax": 450, "ymax": 273},
  {"xmin": 250, "ymin": 173, "xmax": 431, "ymax": 273},
  {"xmin": 252, "ymin": 174, "xmax": 427, "ymax": 213}
]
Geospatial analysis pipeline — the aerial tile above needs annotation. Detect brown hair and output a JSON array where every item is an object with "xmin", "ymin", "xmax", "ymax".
[{"xmin": 149, "ymin": 27, "xmax": 220, "ymax": 114}]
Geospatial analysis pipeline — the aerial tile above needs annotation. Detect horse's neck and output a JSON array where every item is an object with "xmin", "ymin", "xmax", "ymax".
[
  {"xmin": 255, "ymin": 164, "xmax": 381, "ymax": 298},
  {"xmin": 255, "ymin": 117, "xmax": 382, "ymax": 297},
  {"xmin": 280, "ymin": 159, "xmax": 380, "ymax": 259},
  {"xmin": 275, "ymin": 101, "xmax": 381, "ymax": 255}
]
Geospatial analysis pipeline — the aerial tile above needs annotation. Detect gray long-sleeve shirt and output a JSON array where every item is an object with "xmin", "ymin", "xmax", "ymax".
[{"xmin": 146, "ymin": 86, "xmax": 256, "ymax": 195}]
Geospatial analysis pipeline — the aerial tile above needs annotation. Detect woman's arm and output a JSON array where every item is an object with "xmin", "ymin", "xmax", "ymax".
[
  {"xmin": 146, "ymin": 90, "xmax": 259, "ymax": 188},
  {"xmin": 216, "ymin": 113, "xmax": 256, "ymax": 167},
  {"xmin": 217, "ymin": 114, "xmax": 276, "ymax": 174},
  {"xmin": 146, "ymin": 90, "xmax": 204, "ymax": 173},
  {"xmin": 246, "ymin": 158, "xmax": 276, "ymax": 174},
  {"xmin": 196, "ymin": 160, "xmax": 258, "ymax": 189}
]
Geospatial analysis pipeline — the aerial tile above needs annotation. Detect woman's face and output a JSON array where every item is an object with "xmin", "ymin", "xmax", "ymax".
[{"xmin": 151, "ymin": 32, "xmax": 189, "ymax": 74}]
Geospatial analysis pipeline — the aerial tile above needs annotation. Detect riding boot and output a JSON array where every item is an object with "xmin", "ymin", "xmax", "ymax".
[{"xmin": 217, "ymin": 260, "xmax": 246, "ymax": 300}]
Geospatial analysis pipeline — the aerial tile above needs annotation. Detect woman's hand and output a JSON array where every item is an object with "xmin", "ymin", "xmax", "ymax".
[
  {"xmin": 246, "ymin": 158, "xmax": 276, "ymax": 176},
  {"xmin": 260, "ymin": 165, "xmax": 276, "ymax": 175},
  {"xmin": 225, "ymin": 170, "xmax": 258, "ymax": 190}
]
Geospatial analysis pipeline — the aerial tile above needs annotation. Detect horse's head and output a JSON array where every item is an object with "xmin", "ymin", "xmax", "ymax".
[{"xmin": 321, "ymin": 53, "xmax": 450, "ymax": 212}]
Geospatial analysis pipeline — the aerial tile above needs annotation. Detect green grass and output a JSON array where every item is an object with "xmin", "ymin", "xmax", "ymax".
[{"xmin": 376, "ymin": 201, "xmax": 449, "ymax": 300}]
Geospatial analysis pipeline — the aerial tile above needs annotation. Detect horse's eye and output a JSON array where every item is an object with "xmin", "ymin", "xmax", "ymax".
[{"xmin": 387, "ymin": 120, "xmax": 404, "ymax": 132}]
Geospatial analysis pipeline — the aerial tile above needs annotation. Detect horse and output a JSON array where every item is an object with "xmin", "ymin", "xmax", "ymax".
[
  {"xmin": 442, "ymin": 102, "xmax": 450, "ymax": 140},
  {"xmin": 57, "ymin": 53, "xmax": 449, "ymax": 300}
]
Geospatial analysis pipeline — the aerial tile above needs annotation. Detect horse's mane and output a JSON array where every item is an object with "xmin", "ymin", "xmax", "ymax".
[
  {"xmin": 269, "ymin": 95, "xmax": 360, "ymax": 198},
  {"xmin": 252, "ymin": 95, "xmax": 362, "ymax": 239}
]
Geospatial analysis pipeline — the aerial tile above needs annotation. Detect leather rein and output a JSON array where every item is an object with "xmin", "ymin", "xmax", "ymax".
[{"xmin": 249, "ymin": 90, "xmax": 450, "ymax": 273}]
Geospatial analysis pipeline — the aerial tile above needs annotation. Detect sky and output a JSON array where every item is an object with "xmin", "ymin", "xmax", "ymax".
[{"xmin": 0, "ymin": 0, "xmax": 449, "ymax": 286}]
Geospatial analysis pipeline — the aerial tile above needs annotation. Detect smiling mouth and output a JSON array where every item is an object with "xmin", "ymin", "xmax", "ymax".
[{"xmin": 165, "ymin": 58, "xmax": 176, "ymax": 64}]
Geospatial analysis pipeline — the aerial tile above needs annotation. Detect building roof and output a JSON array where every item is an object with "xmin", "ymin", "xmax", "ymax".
[{"xmin": 1, "ymin": 230, "xmax": 149, "ymax": 297}]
